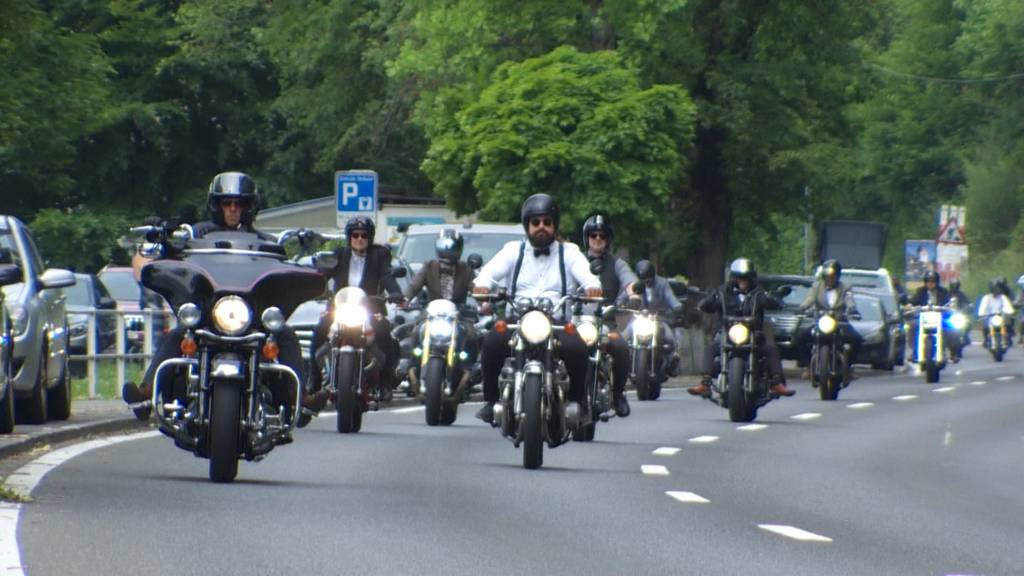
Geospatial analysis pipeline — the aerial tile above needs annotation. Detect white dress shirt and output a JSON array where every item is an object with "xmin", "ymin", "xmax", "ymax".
[
  {"xmin": 978, "ymin": 293, "xmax": 1015, "ymax": 317},
  {"xmin": 475, "ymin": 240, "xmax": 601, "ymax": 318},
  {"xmin": 348, "ymin": 253, "xmax": 366, "ymax": 287}
]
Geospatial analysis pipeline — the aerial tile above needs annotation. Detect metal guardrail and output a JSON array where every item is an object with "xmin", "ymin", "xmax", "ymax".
[{"xmin": 66, "ymin": 308, "xmax": 176, "ymax": 398}]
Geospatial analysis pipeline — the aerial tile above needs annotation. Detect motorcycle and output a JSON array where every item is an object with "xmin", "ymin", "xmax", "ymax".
[
  {"xmin": 138, "ymin": 225, "xmax": 325, "ymax": 482},
  {"xmin": 982, "ymin": 313, "xmax": 1010, "ymax": 362},
  {"xmin": 569, "ymin": 298, "xmax": 618, "ymax": 442},
  {"xmin": 474, "ymin": 289, "xmax": 602, "ymax": 469},
  {"xmin": 807, "ymin": 310, "xmax": 853, "ymax": 401},
  {"xmin": 905, "ymin": 303, "xmax": 955, "ymax": 383},
  {"xmin": 410, "ymin": 298, "xmax": 479, "ymax": 426}
]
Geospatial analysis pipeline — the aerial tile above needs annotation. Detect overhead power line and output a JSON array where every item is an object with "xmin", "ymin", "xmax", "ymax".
[{"xmin": 866, "ymin": 62, "xmax": 1024, "ymax": 84}]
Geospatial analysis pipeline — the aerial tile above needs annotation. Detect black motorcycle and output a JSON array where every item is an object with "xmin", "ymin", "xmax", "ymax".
[
  {"xmin": 138, "ymin": 225, "xmax": 325, "ymax": 483},
  {"xmin": 410, "ymin": 298, "xmax": 480, "ymax": 426},
  {"xmin": 570, "ymin": 298, "xmax": 617, "ymax": 442},
  {"xmin": 475, "ymin": 289, "xmax": 602, "ymax": 469},
  {"xmin": 808, "ymin": 310, "xmax": 852, "ymax": 401}
]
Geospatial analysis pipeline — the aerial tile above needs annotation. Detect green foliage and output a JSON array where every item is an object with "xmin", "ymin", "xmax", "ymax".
[
  {"xmin": 30, "ymin": 208, "xmax": 134, "ymax": 273},
  {"xmin": 423, "ymin": 46, "xmax": 695, "ymax": 251}
]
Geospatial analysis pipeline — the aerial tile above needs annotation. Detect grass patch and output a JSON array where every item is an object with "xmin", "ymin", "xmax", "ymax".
[
  {"xmin": 0, "ymin": 484, "xmax": 31, "ymax": 503},
  {"xmin": 70, "ymin": 359, "xmax": 146, "ymax": 400}
]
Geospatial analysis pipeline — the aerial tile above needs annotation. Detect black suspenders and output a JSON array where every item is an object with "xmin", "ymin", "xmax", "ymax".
[{"xmin": 510, "ymin": 241, "xmax": 566, "ymax": 299}]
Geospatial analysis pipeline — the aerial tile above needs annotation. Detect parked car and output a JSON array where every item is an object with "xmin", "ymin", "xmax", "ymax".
[
  {"xmin": 759, "ymin": 274, "xmax": 815, "ymax": 366},
  {"xmin": 0, "ymin": 263, "xmax": 20, "ymax": 432},
  {"xmin": 396, "ymin": 223, "xmax": 524, "ymax": 273},
  {"xmin": 65, "ymin": 274, "xmax": 119, "ymax": 375},
  {"xmin": 96, "ymin": 266, "xmax": 172, "ymax": 351},
  {"xmin": 0, "ymin": 215, "xmax": 76, "ymax": 424}
]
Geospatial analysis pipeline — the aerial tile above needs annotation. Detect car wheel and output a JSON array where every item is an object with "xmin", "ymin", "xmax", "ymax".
[
  {"xmin": 19, "ymin": 343, "xmax": 48, "ymax": 425},
  {"xmin": 47, "ymin": 337, "xmax": 72, "ymax": 420}
]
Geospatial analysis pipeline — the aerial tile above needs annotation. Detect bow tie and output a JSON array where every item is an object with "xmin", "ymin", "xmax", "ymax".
[{"xmin": 533, "ymin": 247, "xmax": 551, "ymax": 257}]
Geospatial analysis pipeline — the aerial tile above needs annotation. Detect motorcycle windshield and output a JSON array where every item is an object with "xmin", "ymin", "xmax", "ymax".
[{"xmin": 141, "ymin": 231, "xmax": 325, "ymax": 318}]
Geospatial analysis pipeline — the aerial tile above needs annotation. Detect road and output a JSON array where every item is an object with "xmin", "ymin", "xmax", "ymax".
[{"xmin": 8, "ymin": 344, "xmax": 1024, "ymax": 575}]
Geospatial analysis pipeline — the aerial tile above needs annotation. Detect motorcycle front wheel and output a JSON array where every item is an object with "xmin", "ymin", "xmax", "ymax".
[
  {"xmin": 209, "ymin": 381, "xmax": 241, "ymax": 483},
  {"xmin": 817, "ymin": 344, "xmax": 839, "ymax": 401},
  {"xmin": 924, "ymin": 337, "xmax": 940, "ymax": 383},
  {"xmin": 423, "ymin": 358, "xmax": 445, "ymax": 426},
  {"xmin": 335, "ymin": 352, "xmax": 363, "ymax": 433},
  {"xmin": 727, "ymin": 356, "xmax": 756, "ymax": 422},
  {"xmin": 522, "ymin": 372, "xmax": 544, "ymax": 469},
  {"xmin": 633, "ymin": 351, "xmax": 652, "ymax": 401}
]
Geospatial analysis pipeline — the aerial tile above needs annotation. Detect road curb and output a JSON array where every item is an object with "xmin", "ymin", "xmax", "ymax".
[{"xmin": 0, "ymin": 417, "xmax": 150, "ymax": 461}]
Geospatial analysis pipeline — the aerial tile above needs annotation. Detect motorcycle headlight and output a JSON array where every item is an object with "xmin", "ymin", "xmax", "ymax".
[
  {"xmin": 335, "ymin": 303, "xmax": 368, "ymax": 330},
  {"xmin": 950, "ymin": 313, "xmax": 968, "ymax": 331},
  {"xmin": 728, "ymin": 323, "xmax": 750, "ymax": 345},
  {"xmin": 261, "ymin": 307, "xmax": 286, "ymax": 333},
  {"xmin": 633, "ymin": 316, "xmax": 656, "ymax": 341},
  {"xmin": 817, "ymin": 315, "xmax": 837, "ymax": 335},
  {"xmin": 577, "ymin": 321, "xmax": 599, "ymax": 347},
  {"xmin": 177, "ymin": 303, "xmax": 201, "ymax": 328},
  {"xmin": 212, "ymin": 296, "xmax": 252, "ymax": 336},
  {"xmin": 428, "ymin": 318, "xmax": 454, "ymax": 341},
  {"xmin": 991, "ymin": 315, "xmax": 1004, "ymax": 327},
  {"xmin": 520, "ymin": 310, "xmax": 552, "ymax": 344}
]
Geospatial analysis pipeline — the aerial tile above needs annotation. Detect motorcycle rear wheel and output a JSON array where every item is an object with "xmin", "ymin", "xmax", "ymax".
[
  {"xmin": 209, "ymin": 382, "xmax": 241, "ymax": 483},
  {"xmin": 522, "ymin": 372, "xmax": 544, "ymax": 470},
  {"xmin": 336, "ymin": 353, "xmax": 363, "ymax": 433},
  {"xmin": 727, "ymin": 356, "xmax": 756, "ymax": 422}
]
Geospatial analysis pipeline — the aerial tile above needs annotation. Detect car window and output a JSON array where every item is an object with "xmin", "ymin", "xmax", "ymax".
[
  {"xmin": 98, "ymin": 271, "xmax": 142, "ymax": 302},
  {"xmin": 16, "ymin": 224, "xmax": 45, "ymax": 276},
  {"xmin": 853, "ymin": 294, "xmax": 884, "ymax": 322},
  {"xmin": 399, "ymin": 232, "xmax": 522, "ymax": 264},
  {"xmin": 759, "ymin": 278, "xmax": 811, "ymax": 306},
  {"xmin": 0, "ymin": 231, "xmax": 25, "ymax": 301},
  {"xmin": 64, "ymin": 280, "xmax": 94, "ymax": 306},
  {"xmin": 843, "ymin": 273, "xmax": 888, "ymax": 292}
]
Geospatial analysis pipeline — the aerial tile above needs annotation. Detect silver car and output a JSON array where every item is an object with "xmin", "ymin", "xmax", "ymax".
[
  {"xmin": 0, "ymin": 263, "xmax": 20, "ymax": 432},
  {"xmin": 0, "ymin": 215, "xmax": 76, "ymax": 424}
]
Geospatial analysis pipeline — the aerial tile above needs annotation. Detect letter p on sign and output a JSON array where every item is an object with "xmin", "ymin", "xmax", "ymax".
[{"xmin": 342, "ymin": 182, "xmax": 359, "ymax": 207}]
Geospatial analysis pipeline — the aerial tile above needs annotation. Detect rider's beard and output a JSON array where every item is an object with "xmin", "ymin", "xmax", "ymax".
[{"xmin": 529, "ymin": 229, "xmax": 554, "ymax": 248}]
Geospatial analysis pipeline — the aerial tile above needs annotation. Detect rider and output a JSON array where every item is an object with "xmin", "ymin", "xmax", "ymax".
[
  {"xmin": 948, "ymin": 279, "xmax": 971, "ymax": 310},
  {"xmin": 977, "ymin": 279, "xmax": 1015, "ymax": 348},
  {"xmin": 621, "ymin": 259, "xmax": 685, "ymax": 380},
  {"xmin": 471, "ymin": 193, "xmax": 602, "ymax": 423},
  {"xmin": 906, "ymin": 270, "xmax": 951, "ymax": 361},
  {"xmin": 687, "ymin": 258, "xmax": 794, "ymax": 398},
  {"xmin": 580, "ymin": 214, "xmax": 637, "ymax": 417},
  {"xmin": 121, "ymin": 172, "xmax": 310, "ymax": 423},
  {"xmin": 403, "ymin": 229, "xmax": 474, "ymax": 305},
  {"xmin": 799, "ymin": 259, "xmax": 862, "ymax": 383},
  {"xmin": 303, "ymin": 216, "xmax": 406, "ymax": 425}
]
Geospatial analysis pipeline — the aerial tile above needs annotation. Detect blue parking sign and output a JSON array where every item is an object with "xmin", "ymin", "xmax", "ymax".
[{"xmin": 335, "ymin": 170, "xmax": 378, "ymax": 228}]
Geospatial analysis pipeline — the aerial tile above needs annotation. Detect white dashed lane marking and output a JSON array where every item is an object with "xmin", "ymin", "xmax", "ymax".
[
  {"xmin": 847, "ymin": 402, "xmax": 874, "ymax": 409},
  {"xmin": 652, "ymin": 447, "xmax": 681, "ymax": 456},
  {"xmin": 642, "ymin": 465, "xmax": 670, "ymax": 476},
  {"xmin": 893, "ymin": 395, "xmax": 918, "ymax": 401},
  {"xmin": 933, "ymin": 386, "xmax": 956, "ymax": 394},
  {"xmin": 737, "ymin": 424, "xmax": 768, "ymax": 431},
  {"xmin": 997, "ymin": 376, "xmax": 1015, "ymax": 381},
  {"xmin": 666, "ymin": 491, "xmax": 710, "ymax": 504},
  {"xmin": 390, "ymin": 406, "xmax": 425, "ymax": 414},
  {"xmin": 790, "ymin": 413, "xmax": 821, "ymax": 421},
  {"xmin": 969, "ymin": 380, "xmax": 986, "ymax": 386},
  {"xmin": 758, "ymin": 524, "xmax": 833, "ymax": 543},
  {"xmin": 688, "ymin": 435, "xmax": 720, "ymax": 444}
]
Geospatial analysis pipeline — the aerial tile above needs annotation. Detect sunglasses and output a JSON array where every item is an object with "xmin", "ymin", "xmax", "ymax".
[
  {"xmin": 588, "ymin": 232, "xmax": 607, "ymax": 240},
  {"xmin": 349, "ymin": 232, "xmax": 369, "ymax": 240},
  {"xmin": 529, "ymin": 217, "xmax": 554, "ymax": 228},
  {"xmin": 221, "ymin": 199, "xmax": 247, "ymax": 209}
]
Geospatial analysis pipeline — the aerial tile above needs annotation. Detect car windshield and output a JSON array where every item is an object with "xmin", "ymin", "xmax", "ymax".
[
  {"xmin": 98, "ymin": 271, "xmax": 141, "ymax": 302},
  {"xmin": 399, "ymin": 232, "xmax": 523, "ymax": 265},
  {"xmin": 853, "ymin": 293, "xmax": 884, "ymax": 322},
  {"xmin": 843, "ymin": 272, "xmax": 888, "ymax": 292},
  {"xmin": 758, "ymin": 278, "xmax": 811, "ymax": 307}
]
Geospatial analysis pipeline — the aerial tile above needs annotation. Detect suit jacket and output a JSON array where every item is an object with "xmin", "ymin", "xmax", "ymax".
[
  {"xmin": 404, "ymin": 260, "xmax": 474, "ymax": 305},
  {"xmin": 801, "ymin": 280, "xmax": 859, "ymax": 317},
  {"xmin": 329, "ymin": 245, "xmax": 402, "ymax": 313}
]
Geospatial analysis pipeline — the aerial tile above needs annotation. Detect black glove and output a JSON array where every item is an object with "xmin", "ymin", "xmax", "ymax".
[{"xmin": 773, "ymin": 285, "xmax": 792, "ymax": 299}]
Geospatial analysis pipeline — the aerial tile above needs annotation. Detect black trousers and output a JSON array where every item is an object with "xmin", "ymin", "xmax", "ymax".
[
  {"xmin": 607, "ymin": 336, "xmax": 630, "ymax": 397},
  {"xmin": 481, "ymin": 329, "xmax": 589, "ymax": 403},
  {"xmin": 702, "ymin": 335, "xmax": 783, "ymax": 381},
  {"xmin": 143, "ymin": 325, "xmax": 304, "ymax": 407}
]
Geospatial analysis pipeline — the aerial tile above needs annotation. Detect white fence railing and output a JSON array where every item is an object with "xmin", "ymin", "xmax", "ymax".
[{"xmin": 66, "ymin": 309, "xmax": 176, "ymax": 398}]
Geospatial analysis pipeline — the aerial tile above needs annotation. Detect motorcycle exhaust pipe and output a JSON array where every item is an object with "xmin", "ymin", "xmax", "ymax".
[{"xmin": 407, "ymin": 367, "xmax": 420, "ymax": 397}]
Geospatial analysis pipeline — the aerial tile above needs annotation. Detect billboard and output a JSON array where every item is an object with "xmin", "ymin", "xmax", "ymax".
[{"xmin": 905, "ymin": 240, "xmax": 936, "ymax": 281}]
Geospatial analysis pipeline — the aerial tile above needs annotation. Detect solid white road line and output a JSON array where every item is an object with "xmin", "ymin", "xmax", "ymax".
[
  {"xmin": 997, "ymin": 376, "xmax": 1015, "ymax": 381},
  {"xmin": 652, "ymin": 447, "xmax": 681, "ymax": 456},
  {"xmin": 688, "ymin": 435, "xmax": 720, "ymax": 444},
  {"xmin": 641, "ymin": 465, "xmax": 670, "ymax": 476},
  {"xmin": 846, "ymin": 402, "xmax": 874, "ymax": 409},
  {"xmin": 390, "ymin": 406, "xmax": 425, "ymax": 414},
  {"xmin": 736, "ymin": 424, "xmax": 768, "ymax": 431},
  {"xmin": 790, "ymin": 413, "xmax": 821, "ymax": 421},
  {"xmin": 892, "ymin": 394, "xmax": 918, "ymax": 401},
  {"xmin": 1, "ymin": 430, "xmax": 159, "ymax": 576},
  {"xmin": 666, "ymin": 491, "xmax": 710, "ymax": 504},
  {"xmin": 758, "ymin": 524, "xmax": 833, "ymax": 543},
  {"xmin": 933, "ymin": 386, "xmax": 956, "ymax": 393}
]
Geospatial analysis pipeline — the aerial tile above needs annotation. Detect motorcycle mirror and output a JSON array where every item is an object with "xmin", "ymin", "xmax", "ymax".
[
  {"xmin": 391, "ymin": 265, "xmax": 407, "ymax": 279},
  {"xmin": 139, "ymin": 242, "xmax": 165, "ymax": 259},
  {"xmin": 313, "ymin": 251, "xmax": 338, "ymax": 272},
  {"xmin": 589, "ymin": 258, "xmax": 605, "ymax": 275},
  {"xmin": 467, "ymin": 253, "xmax": 483, "ymax": 270},
  {"xmin": 777, "ymin": 285, "xmax": 792, "ymax": 297}
]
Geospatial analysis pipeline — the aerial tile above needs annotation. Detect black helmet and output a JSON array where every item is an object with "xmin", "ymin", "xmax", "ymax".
[
  {"xmin": 520, "ymin": 193, "xmax": 560, "ymax": 231},
  {"xmin": 821, "ymin": 259, "xmax": 842, "ymax": 284},
  {"xmin": 729, "ymin": 258, "xmax": 757, "ymax": 281},
  {"xmin": 635, "ymin": 259, "xmax": 656, "ymax": 282},
  {"xmin": 581, "ymin": 214, "xmax": 613, "ymax": 250},
  {"xmin": 208, "ymin": 172, "xmax": 259, "ymax": 226},
  {"xmin": 344, "ymin": 216, "xmax": 376, "ymax": 244},
  {"xmin": 434, "ymin": 228, "xmax": 463, "ymax": 262},
  {"xmin": 989, "ymin": 279, "xmax": 999, "ymax": 293},
  {"xmin": 923, "ymin": 270, "xmax": 939, "ymax": 284}
]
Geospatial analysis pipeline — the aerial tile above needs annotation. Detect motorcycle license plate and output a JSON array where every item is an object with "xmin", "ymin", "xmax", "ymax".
[{"xmin": 920, "ymin": 311, "xmax": 942, "ymax": 330}]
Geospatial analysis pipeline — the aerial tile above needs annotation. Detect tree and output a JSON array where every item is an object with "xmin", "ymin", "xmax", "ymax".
[{"xmin": 422, "ymin": 46, "xmax": 695, "ymax": 249}]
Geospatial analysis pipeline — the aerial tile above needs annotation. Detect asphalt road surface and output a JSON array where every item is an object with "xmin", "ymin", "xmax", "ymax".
[{"xmin": 10, "ymin": 344, "xmax": 1024, "ymax": 576}]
